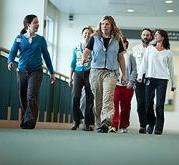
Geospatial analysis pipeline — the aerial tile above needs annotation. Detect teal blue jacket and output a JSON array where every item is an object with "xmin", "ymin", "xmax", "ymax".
[{"xmin": 8, "ymin": 34, "xmax": 54, "ymax": 74}]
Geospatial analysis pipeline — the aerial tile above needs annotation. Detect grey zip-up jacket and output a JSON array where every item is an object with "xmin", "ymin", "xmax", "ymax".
[{"xmin": 117, "ymin": 51, "xmax": 137, "ymax": 86}]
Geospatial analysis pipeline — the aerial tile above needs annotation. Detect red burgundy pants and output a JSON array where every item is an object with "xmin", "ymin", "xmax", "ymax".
[{"xmin": 112, "ymin": 85, "xmax": 134, "ymax": 129}]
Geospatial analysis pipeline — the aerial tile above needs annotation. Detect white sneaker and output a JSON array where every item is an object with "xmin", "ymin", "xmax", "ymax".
[
  {"xmin": 108, "ymin": 127, "xmax": 117, "ymax": 133},
  {"xmin": 120, "ymin": 128, "xmax": 128, "ymax": 133}
]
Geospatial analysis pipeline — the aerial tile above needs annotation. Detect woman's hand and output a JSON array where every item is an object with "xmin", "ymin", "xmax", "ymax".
[
  {"xmin": 121, "ymin": 75, "xmax": 127, "ymax": 83},
  {"xmin": 50, "ymin": 73, "xmax": 56, "ymax": 84},
  {"xmin": 171, "ymin": 87, "xmax": 176, "ymax": 92},
  {"xmin": 8, "ymin": 62, "xmax": 15, "ymax": 71},
  {"xmin": 126, "ymin": 82, "xmax": 133, "ymax": 89},
  {"xmin": 137, "ymin": 78, "xmax": 142, "ymax": 83},
  {"xmin": 69, "ymin": 77, "xmax": 73, "ymax": 87},
  {"xmin": 82, "ymin": 48, "xmax": 91, "ymax": 64}
]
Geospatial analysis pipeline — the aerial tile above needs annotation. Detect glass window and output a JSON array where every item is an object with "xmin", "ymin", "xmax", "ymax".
[{"xmin": 45, "ymin": 16, "xmax": 54, "ymax": 59}]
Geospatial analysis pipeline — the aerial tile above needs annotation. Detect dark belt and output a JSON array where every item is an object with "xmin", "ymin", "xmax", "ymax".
[
  {"xmin": 95, "ymin": 68, "xmax": 109, "ymax": 70},
  {"xmin": 18, "ymin": 68, "xmax": 43, "ymax": 73}
]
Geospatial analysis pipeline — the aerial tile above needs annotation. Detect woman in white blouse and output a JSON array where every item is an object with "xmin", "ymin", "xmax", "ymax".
[{"xmin": 137, "ymin": 29, "xmax": 176, "ymax": 135}]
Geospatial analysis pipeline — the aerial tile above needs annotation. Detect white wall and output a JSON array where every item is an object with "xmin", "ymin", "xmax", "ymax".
[{"xmin": 0, "ymin": 0, "xmax": 47, "ymax": 49}]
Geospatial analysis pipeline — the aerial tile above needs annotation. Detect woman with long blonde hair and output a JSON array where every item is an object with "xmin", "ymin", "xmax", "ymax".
[{"xmin": 83, "ymin": 16, "xmax": 126, "ymax": 133}]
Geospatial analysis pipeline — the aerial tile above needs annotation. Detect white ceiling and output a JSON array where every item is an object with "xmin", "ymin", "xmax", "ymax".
[{"xmin": 50, "ymin": 0, "xmax": 179, "ymax": 17}]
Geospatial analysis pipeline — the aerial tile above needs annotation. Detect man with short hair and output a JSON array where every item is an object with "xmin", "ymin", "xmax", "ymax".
[{"xmin": 132, "ymin": 28, "xmax": 155, "ymax": 134}]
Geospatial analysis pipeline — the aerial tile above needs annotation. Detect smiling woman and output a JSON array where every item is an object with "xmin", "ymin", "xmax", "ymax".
[
  {"xmin": 7, "ymin": 14, "xmax": 56, "ymax": 129},
  {"xmin": 137, "ymin": 29, "xmax": 176, "ymax": 135}
]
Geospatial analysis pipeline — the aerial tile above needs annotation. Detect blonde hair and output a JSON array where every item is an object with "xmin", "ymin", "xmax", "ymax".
[{"xmin": 94, "ymin": 16, "xmax": 123, "ymax": 42}]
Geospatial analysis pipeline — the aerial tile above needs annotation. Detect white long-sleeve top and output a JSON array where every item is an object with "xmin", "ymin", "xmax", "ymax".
[
  {"xmin": 138, "ymin": 45, "xmax": 176, "ymax": 88},
  {"xmin": 132, "ymin": 43, "xmax": 146, "ymax": 74}
]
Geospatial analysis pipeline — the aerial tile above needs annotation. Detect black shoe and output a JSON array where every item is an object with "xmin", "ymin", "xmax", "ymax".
[
  {"xmin": 97, "ymin": 119, "xmax": 111, "ymax": 133},
  {"xmin": 89, "ymin": 126, "xmax": 94, "ymax": 131},
  {"xmin": 26, "ymin": 119, "xmax": 35, "ymax": 129},
  {"xmin": 96, "ymin": 127, "xmax": 105, "ymax": 133},
  {"xmin": 20, "ymin": 124, "xmax": 27, "ymax": 129},
  {"xmin": 71, "ymin": 126, "xmax": 78, "ymax": 130},
  {"xmin": 20, "ymin": 119, "xmax": 25, "ymax": 128},
  {"xmin": 83, "ymin": 125, "xmax": 94, "ymax": 131},
  {"xmin": 147, "ymin": 125, "xmax": 154, "ymax": 134},
  {"xmin": 97, "ymin": 127, "xmax": 104, "ymax": 133},
  {"xmin": 154, "ymin": 129, "xmax": 162, "ymax": 135},
  {"xmin": 96, "ymin": 127, "xmax": 102, "ymax": 132},
  {"xmin": 100, "ymin": 123, "xmax": 109, "ymax": 133},
  {"xmin": 139, "ymin": 127, "xmax": 146, "ymax": 134},
  {"xmin": 71, "ymin": 121, "xmax": 80, "ymax": 130},
  {"xmin": 21, "ymin": 119, "xmax": 35, "ymax": 129}
]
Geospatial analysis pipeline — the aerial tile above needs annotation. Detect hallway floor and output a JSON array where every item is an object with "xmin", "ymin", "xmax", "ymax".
[{"xmin": 0, "ymin": 128, "xmax": 178, "ymax": 165}]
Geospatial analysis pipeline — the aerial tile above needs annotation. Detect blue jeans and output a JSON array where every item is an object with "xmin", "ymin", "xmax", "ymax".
[{"xmin": 145, "ymin": 78, "xmax": 168, "ymax": 132}]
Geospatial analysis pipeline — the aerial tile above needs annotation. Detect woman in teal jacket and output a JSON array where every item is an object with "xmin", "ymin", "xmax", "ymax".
[{"xmin": 8, "ymin": 14, "xmax": 55, "ymax": 129}]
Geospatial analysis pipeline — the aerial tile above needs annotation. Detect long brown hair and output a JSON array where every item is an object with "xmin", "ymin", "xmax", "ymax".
[
  {"xmin": 94, "ymin": 15, "xmax": 123, "ymax": 42},
  {"xmin": 154, "ymin": 29, "xmax": 170, "ymax": 49},
  {"xmin": 20, "ymin": 14, "xmax": 37, "ymax": 34}
]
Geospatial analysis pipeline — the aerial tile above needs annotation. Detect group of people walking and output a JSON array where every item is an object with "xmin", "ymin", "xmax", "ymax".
[
  {"xmin": 70, "ymin": 16, "xmax": 176, "ymax": 135},
  {"xmin": 8, "ymin": 14, "xmax": 176, "ymax": 135}
]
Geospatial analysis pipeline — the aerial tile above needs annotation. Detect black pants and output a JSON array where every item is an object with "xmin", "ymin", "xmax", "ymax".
[
  {"xmin": 80, "ymin": 87, "xmax": 95, "ymax": 125},
  {"xmin": 17, "ymin": 69, "xmax": 43, "ymax": 125},
  {"xmin": 145, "ymin": 78, "xmax": 168, "ymax": 132},
  {"xmin": 135, "ymin": 81, "xmax": 155, "ymax": 128},
  {"xmin": 72, "ymin": 71, "xmax": 94, "ymax": 126}
]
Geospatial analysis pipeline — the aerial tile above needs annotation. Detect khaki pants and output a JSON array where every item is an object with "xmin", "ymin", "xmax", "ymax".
[{"xmin": 90, "ymin": 69, "xmax": 117, "ymax": 128}]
